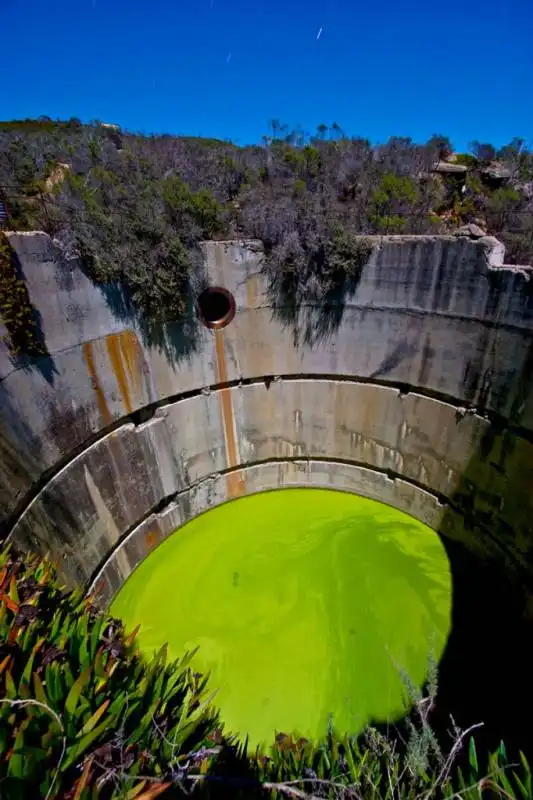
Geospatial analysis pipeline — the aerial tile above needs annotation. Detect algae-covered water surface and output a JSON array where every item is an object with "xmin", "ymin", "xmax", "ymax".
[{"xmin": 111, "ymin": 489, "xmax": 452, "ymax": 748}]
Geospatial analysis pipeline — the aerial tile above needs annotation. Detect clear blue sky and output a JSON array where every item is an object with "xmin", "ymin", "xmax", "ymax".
[{"xmin": 2, "ymin": 0, "xmax": 532, "ymax": 151}]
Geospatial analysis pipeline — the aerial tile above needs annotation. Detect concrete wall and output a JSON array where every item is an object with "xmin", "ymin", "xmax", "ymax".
[{"xmin": 2, "ymin": 231, "xmax": 533, "ymax": 605}]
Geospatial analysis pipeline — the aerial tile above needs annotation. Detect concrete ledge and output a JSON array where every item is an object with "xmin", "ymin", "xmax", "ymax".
[{"xmin": 8, "ymin": 379, "xmax": 533, "ymax": 592}]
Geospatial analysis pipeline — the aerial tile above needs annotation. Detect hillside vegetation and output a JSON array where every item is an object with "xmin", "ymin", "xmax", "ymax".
[{"xmin": 1, "ymin": 118, "xmax": 533, "ymax": 322}]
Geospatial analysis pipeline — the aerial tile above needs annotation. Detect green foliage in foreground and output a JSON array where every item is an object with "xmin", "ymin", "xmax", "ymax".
[
  {"xmin": 0, "ymin": 545, "xmax": 532, "ymax": 799},
  {"xmin": 0, "ymin": 547, "xmax": 218, "ymax": 798}
]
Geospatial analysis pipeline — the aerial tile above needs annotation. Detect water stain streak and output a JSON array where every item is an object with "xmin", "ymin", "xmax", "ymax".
[
  {"xmin": 214, "ymin": 329, "xmax": 244, "ymax": 498},
  {"xmin": 83, "ymin": 341, "xmax": 112, "ymax": 424},
  {"xmin": 106, "ymin": 333, "xmax": 133, "ymax": 414}
]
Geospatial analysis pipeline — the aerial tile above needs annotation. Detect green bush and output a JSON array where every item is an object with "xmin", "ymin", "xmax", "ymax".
[
  {"xmin": 161, "ymin": 176, "xmax": 223, "ymax": 239},
  {"xmin": 371, "ymin": 174, "xmax": 418, "ymax": 210},
  {"xmin": 0, "ymin": 234, "xmax": 49, "ymax": 358},
  {"xmin": 370, "ymin": 213, "xmax": 408, "ymax": 233},
  {"xmin": 324, "ymin": 229, "xmax": 372, "ymax": 281}
]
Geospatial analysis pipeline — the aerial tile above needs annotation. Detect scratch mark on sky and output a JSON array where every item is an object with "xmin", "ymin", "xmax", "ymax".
[
  {"xmin": 226, "ymin": 52, "xmax": 232, "ymax": 64},
  {"xmin": 316, "ymin": 26, "xmax": 323, "ymax": 40}
]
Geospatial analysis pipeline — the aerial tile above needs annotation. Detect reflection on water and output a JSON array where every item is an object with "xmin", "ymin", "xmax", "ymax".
[{"xmin": 111, "ymin": 489, "xmax": 452, "ymax": 748}]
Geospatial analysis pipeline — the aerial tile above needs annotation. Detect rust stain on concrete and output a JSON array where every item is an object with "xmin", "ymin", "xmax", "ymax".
[
  {"xmin": 144, "ymin": 529, "xmax": 160, "ymax": 552},
  {"xmin": 83, "ymin": 341, "xmax": 112, "ymax": 425},
  {"xmin": 246, "ymin": 273, "xmax": 259, "ymax": 309},
  {"xmin": 214, "ymin": 328, "xmax": 244, "ymax": 498},
  {"xmin": 119, "ymin": 330, "xmax": 144, "ymax": 397},
  {"xmin": 106, "ymin": 333, "xmax": 133, "ymax": 415}
]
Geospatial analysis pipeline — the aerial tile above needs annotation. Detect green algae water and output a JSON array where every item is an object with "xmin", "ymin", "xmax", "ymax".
[{"xmin": 111, "ymin": 489, "xmax": 452, "ymax": 748}]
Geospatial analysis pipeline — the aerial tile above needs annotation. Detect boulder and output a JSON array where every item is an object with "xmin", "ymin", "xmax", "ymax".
[
  {"xmin": 481, "ymin": 162, "xmax": 512, "ymax": 183},
  {"xmin": 432, "ymin": 161, "xmax": 468, "ymax": 175}
]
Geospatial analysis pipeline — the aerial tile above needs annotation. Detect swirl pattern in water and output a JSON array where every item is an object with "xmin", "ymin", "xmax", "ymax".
[{"xmin": 111, "ymin": 489, "xmax": 452, "ymax": 747}]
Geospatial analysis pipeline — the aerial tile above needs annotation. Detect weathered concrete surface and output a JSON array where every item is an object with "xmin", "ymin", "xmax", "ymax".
[
  {"xmin": 2, "ymin": 232, "xmax": 533, "ymax": 596},
  {"xmin": 9, "ymin": 380, "xmax": 533, "ymax": 589},
  {"xmin": 89, "ymin": 460, "xmax": 448, "ymax": 607}
]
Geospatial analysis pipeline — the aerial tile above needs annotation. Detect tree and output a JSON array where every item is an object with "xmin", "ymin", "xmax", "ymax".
[
  {"xmin": 427, "ymin": 134, "xmax": 453, "ymax": 161},
  {"xmin": 470, "ymin": 141, "xmax": 496, "ymax": 164},
  {"xmin": 330, "ymin": 121, "xmax": 344, "ymax": 140},
  {"xmin": 370, "ymin": 173, "xmax": 418, "ymax": 231}
]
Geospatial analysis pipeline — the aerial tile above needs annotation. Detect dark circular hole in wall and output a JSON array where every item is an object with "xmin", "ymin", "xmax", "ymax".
[{"xmin": 197, "ymin": 286, "xmax": 236, "ymax": 329}]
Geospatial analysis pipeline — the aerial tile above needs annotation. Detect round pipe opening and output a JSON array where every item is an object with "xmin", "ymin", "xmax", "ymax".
[{"xmin": 197, "ymin": 286, "xmax": 236, "ymax": 329}]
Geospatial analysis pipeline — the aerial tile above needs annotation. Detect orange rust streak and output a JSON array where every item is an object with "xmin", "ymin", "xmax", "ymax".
[
  {"xmin": 214, "ymin": 329, "xmax": 244, "ymax": 498},
  {"xmin": 144, "ymin": 530, "xmax": 160, "ymax": 551},
  {"xmin": 119, "ymin": 330, "xmax": 144, "ymax": 396},
  {"xmin": 106, "ymin": 333, "xmax": 133, "ymax": 415},
  {"xmin": 83, "ymin": 341, "xmax": 112, "ymax": 425}
]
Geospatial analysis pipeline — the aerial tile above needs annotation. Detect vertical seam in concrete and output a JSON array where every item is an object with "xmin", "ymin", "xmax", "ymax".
[
  {"xmin": 84, "ymin": 465, "xmax": 130, "ymax": 577},
  {"xmin": 83, "ymin": 341, "xmax": 112, "ymax": 425},
  {"xmin": 214, "ymin": 328, "xmax": 244, "ymax": 498}
]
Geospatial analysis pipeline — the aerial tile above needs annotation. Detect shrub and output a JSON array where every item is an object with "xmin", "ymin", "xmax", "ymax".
[
  {"xmin": 371, "ymin": 173, "xmax": 418, "ymax": 210},
  {"xmin": 161, "ymin": 176, "xmax": 223, "ymax": 240},
  {"xmin": 324, "ymin": 229, "xmax": 372, "ymax": 281},
  {"xmin": 427, "ymin": 135, "xmax": 453, "ymax": 161},
  {"xmin": 370, "ymin": 213, "xmax": 408, "ymax": 233},
  {"xmin": 0, "ymin": 234, "xmax": 49, "ymax": 358}
]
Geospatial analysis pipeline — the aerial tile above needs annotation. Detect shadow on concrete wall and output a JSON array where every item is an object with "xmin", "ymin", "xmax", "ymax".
[
  {"xmin": 267, "ymin": 243, "xmax": 371, "ymax": 348},
  {"xmin": 269, "ymin": 267, "xmax": 360, "ymax": 348},
  {"xmin": 140, "ymin": 307, "xmax": 201, "ymax": 366},
  {"xmin": 426, "ymin": 344, "xmax": 533, "ymax": 763},
  {"xmin": 96, "ymin": 275, "xmax": 202, "ymax": 366},
  {"xmin": 0, "ymin": 392, "xmax": 86, "ymax": 581},
  {"xmin": 4, "ymin": 248, "xmax": 58, "ymax": 385},
  {"xmin": 0, "ymin": 388, "xmax": 44, "ymax": 536}
]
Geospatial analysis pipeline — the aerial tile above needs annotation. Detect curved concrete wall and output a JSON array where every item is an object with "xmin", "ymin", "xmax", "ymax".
[{"xmin": 2, "ymin": 231, "xmax": 533, "ymax": 605}]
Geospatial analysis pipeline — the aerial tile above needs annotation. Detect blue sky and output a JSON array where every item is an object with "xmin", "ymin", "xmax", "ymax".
[{"xmin": 2, "ymin": 0, "xmax": 532, "ymax": 151}]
